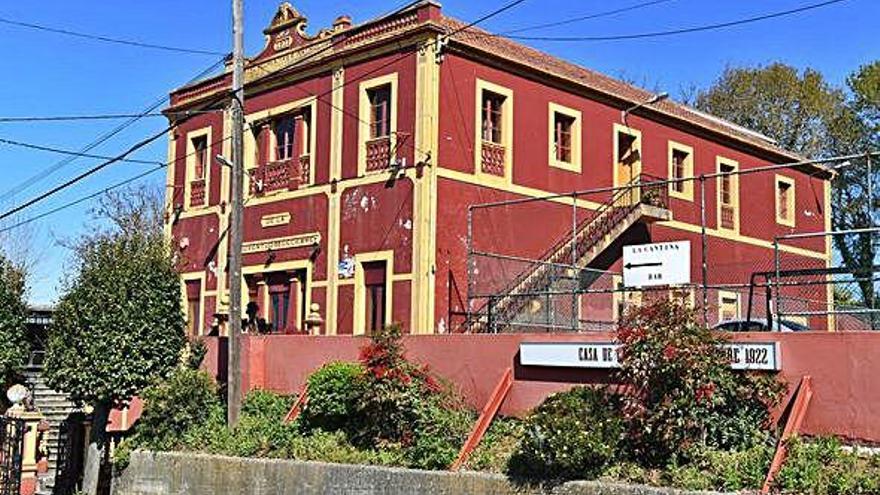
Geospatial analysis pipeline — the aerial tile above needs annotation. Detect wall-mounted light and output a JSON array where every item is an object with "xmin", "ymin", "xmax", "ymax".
[{"xmin": 621, "ymin": 92, "xmax": 669, "ymax": 126}]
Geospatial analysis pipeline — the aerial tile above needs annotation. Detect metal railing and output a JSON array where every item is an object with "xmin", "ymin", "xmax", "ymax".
[{"xmin": 465, "ymin": 152, "xmax": 880, "ymax": 333}]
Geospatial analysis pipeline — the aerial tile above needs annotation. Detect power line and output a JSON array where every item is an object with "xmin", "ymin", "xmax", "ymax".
[
  {"xmin": 0, "ymin": 0, "xmax": 528, "ymax": 230},
  {"xmin": 0, "ymin": 137, "xmax": 163, "ymax": 165},
  {"xmin": 445, "ymin": 0, "xmax": 528, "ymax": 38},
  {"xmin": 0, "ymin": 126, "xmax": 174, "ymax": 222},
  {"xmin": 0, "ymin": 55, "xmax": 228, "ymax": 203},
  {"xmin": 0, "ymin": 110, "xmax": 217, "ymax": 123},
  {"xmin": 0, "ymin": 14, "xmax": 226, "ymax": 55},
  {"xmin": 499, "ymin": 0, "xmax": 847, "ymax": 42},
  {"xmin": 0, "ymin": 165, "xmax": 166, "ymax": 235},
  {"xmin": 499, "ymin": 0, "xmax": 674, "ymax": 35},
  {"xmin": 0, "ymin": 131, "xmax": 246, "ymax": 235}
]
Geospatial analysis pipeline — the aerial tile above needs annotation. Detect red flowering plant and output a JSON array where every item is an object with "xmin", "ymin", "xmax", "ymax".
[
  {"xmin": 616, "ymin": 298, "xmax": 785, "ymax": 466},
  {"xmin": 353, "ymin": 323, "xmax": 472, "ymax": 468}
]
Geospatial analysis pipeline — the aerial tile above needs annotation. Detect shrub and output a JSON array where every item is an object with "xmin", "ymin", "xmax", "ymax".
[
  {"xmin": 662, "ymin": 443, "xmax": 774, "ymax": 492},
  {"xmin": 184, "ymin": 338, "xmax": 208, "ymax": 370},
  {"xmin": 464, "ymin": 417, "xmax": 524, "ymax": 473},
  {"xmin": 616, "ymin": 299, "xmax": 785, "ymax": 465},
  {"xmin": 775, "ymin": 437, "xmax": 880, "ymax": 494},
  {"xmin": 285, "ymin": 429, "xmax": 404, "ymax": 466},
  {"xmin": 0, "ymin": 257, "xmax": 27, "ymax": 387},
  {"xmin": 115, "ymin": 368, "xmax": 222, "ymax": 466},
  {"xmin": 507, "ymin": 386, "xmax": 624, "ymax": 482},
  {"xmin": 299, "ymin": 362, "xmax": 366, "ymax": 434},
  {"xmin": 297, "ymin": 324, "xmax": 475, "ymax": 470},
  {"xmin": 406, "ymin": 397, "xmax": 474, "ymax": 470}
]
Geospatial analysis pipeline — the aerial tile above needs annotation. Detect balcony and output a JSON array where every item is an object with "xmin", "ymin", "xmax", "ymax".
[
  {"xmin": 481, "ymin": 141, "xmax": 506, "ymax": 177},
  {"xmin": 720, "ymin": 204, "xmax": 737, "ymax": 230},
  {"xmin": 189, "ymin": 179, "xmax": 206, "ymax": 207},
  {"xmin": 299, "ymin": 154, "xmax": 311, "ymax": 185},
  {"xmin": 365, "ymin": 137, "xmax": 392, "ymax": 172},
  {"xmin": 251, "ymin": 159, "xmax": 299, "ymax": 196}
]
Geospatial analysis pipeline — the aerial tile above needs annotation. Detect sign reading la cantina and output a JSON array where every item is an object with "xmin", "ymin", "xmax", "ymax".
[{"xmin": 520, "ymin": 341, "xmax": 781, "ymax": 371}]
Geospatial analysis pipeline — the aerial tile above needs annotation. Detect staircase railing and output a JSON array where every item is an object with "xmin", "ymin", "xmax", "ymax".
[{"xmin": 470, "ymin": 173, "xmax": 668, "ymax": 332}]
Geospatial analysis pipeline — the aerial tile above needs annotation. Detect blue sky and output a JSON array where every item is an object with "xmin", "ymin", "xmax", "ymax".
[{"xmin": 0, "ymin": 0, "xmax": 876, "ymax": 305}]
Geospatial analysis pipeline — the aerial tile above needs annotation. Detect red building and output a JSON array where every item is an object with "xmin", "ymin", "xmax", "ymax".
[{"xmin": 164, "ymin": 2, "xmax": 832, "ymax": 337}]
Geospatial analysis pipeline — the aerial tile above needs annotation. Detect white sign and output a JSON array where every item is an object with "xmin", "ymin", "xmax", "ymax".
[
  {"xmin": 520, "ymin": 342, "xmax": 620, "ymax": 369},
  {"xmin": 623, "ymin": 241, "xmax": 691, "ymax": 288},
  {"xmin": 242, "ymin": 232, "xmax": 321, "ymax": 254},
  {"xmin": 520, "ymin": 341, "xmax": 780, "ymax": 371},
  {"xmin": 723, "ymin": 342, "xmax": 781, "ymax": 371}
]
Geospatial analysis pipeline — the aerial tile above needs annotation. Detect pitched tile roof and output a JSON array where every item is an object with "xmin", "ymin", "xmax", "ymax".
[{"xmin": 439, "ymin": 16, "xmax": 808, "ymax": 164}]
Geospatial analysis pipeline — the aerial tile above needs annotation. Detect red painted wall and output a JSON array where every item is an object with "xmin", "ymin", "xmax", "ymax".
[{"xmin": 203, "ymin": 332, "xmax": 880, "ymax": 443}]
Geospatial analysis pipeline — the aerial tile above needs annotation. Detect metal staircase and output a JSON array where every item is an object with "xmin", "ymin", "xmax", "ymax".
[{"xmin": 470, "ymin": 174, "xmax": 671, "ymax": 332}]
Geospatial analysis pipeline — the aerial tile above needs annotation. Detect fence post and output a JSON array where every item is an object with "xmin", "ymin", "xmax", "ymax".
[
  {"xmin": 772, "ymin": 237, "xmax": 781, "ymax": 329},
  {"xmin": 466, "ymin": 206, "xmax": 474, "ymax": 328},
  {"xmin": 487, "ymin": 296, "xmax": 496, "ymax": 334},
  {"xmin": 699, "ymin": 175, "xmax": 709, "ymax": 326},
  {"xmin": 5, "ymin": 384, "xmax": 46, "ymax": 495},
  {"xmin": 571, "ymin": 192, "xmax": 578, "ymax": 332}
]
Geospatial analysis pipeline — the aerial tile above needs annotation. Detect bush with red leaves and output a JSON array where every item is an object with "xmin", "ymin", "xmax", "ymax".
[{"xmin": 616, "ymin": 299, "xmax": 785, "ymax": 466}]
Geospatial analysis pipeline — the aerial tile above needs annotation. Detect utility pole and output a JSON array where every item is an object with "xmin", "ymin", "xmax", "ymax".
[{"xmin": 227, "ymin": 0, "xmax": 245, "ymax": 427}]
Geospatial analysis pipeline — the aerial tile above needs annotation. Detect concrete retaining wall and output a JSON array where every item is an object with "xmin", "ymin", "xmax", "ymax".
[{"xmin": 112, "ymin": 451, "xmax": 723, "ymax": 495}]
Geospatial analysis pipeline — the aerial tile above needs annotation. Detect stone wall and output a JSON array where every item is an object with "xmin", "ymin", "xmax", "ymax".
[{"xmin": 112, "ymin": 451, "xmax": 725, "ymax": 495}]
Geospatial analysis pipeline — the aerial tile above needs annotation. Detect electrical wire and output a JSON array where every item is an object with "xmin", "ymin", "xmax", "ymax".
[
  {"xmin": 0, "ymin": 137, "xmax": 163, "ymax": 165},
  {"xmin": 498, "ymin": 0, "xmax": 847, "ymax": 42},
  {"xmin": 497, "ymin": 0, "xmax": 673, "ymax": 35},
  {"xmin": 0, "ymin": 130, "xmax": 245, "ymax": 235},
  {"xmin": 0, "ymin": 14, "xmax": 226, "ymax": 55},
  {"xmin": 0, "ymin": 0, "xmax": 529, "ymax": 230},
  {"xmin": 0, "ymin": 55, "xmax": 228, "ymax": 203},
  {"xmin": 0, "ymin": 110, "xmax": 217, "ymax": 123}
]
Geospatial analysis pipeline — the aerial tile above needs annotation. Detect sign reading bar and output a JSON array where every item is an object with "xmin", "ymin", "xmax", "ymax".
[
  {"xmin": 623, "ymin": 241, "xmax": 691, "ymax": 288},
  {"xmin": 242, "ymin": 232, "xmax": 321, "ymax": 254},
  {"xmin": 520, "ymin": 341, "xmax": 780, "ymax": 371}
]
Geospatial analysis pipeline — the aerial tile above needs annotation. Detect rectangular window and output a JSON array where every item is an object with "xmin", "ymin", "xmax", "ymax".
[
  {"xmin": 368, "ymin": 84, "xmax": 392, "ymax": 139},
  {"xmin": 185, "ymin": 280, "xmax": 201, "ymax": 336},
  {"xmin": 719, "ymin": 291, "xmax": 741, "ymax": 322},
  {"xmin": 667, "ymin": 142, "xmax": 693, "ymax": 200},
  {"xmin": 192, "ymin": 135, "xmax": 208, "ymax": 179},
  {"xmin": 481, "ymin": 91, "xmax": 505, "ymax": 144},
  {"xmin": 548, "ymin": 104, "xmax": 582, "ymax": 172},
  {"xmin": 362, "ymin": 261, "xmax": 387, "ymax": 335},
  {"xmin": 719, "ymin": 165, "xmax": 735, "ymax": 205},
  {"xmin": 554, "ymin": 113, "xmax": 575, "ymax": 163},
  {"xmin": 717, "ymin": 157, "xmax": 739, "ymax": 231},
  {"xmin": 776, "ymin": 176, "xmax": 795, "ymax": 226},
  {"xmin": 273, "ymin": 115, "xmax": 296, "ymax": 161}
]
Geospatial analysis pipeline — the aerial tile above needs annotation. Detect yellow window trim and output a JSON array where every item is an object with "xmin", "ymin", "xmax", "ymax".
[
  {"xmin": 668, "ymin": 286, "xmax": 696, "ymax": 308},
  {"xmin": 184, "ymin": 126, "xmax": 212, "ymax": 210},
  {"xmin": 357, "ymin": 72, "xmax": 399, "ymax": 177},
  {"xmin": 775, "ymin": 174, "xmax": 796, "ymax": 227},
  {"xmin": 717, "ymin": 290, "xmax": 741, "ymax": 323},
  {"xmin": 612, "ymin": 123, "xmax": 642, "ymax": 188},
  {"xmin": 181, "ymin": 272, "xmax": 207, "ymax": 337},
  {"xmin": 353, "ymin": 250, "xmax": 395, "ymax": 336},
  {"xmin": 474, "ymin": 78, "xmax": 514, "ymax": 185},
  {"xmin": 241, "ymin": 259, "xmax": 313, "ymax": 332},
  {"xmin": 547, "ymin": 102, "xmax": 582, "ymax": 173},
  {"xmin": 667, "ymin": 140, "xmax": 694, "ymax": 201},
  {"xmin": 716, "ymin": 156, "xmax": 740, "ymax": 234},
  {"xmin": 243, "ymin": 96, "xmax": 318, "ymax": 196}
]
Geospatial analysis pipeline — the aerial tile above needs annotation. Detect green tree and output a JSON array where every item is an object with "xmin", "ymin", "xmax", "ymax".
[
  {"xmin": 44, "ymin": 186, "xmax": 186, "ymax": 494},
  {"xmin": 693, "ymin": 62, "xmax": 878, "ymax": 305},
  {"xmin": 0, "ymin": 256, "xmax": 27, "ymax": 389}
]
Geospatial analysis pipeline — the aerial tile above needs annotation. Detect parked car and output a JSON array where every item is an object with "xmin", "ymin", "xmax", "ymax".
[{"xmin": 712, "ymin": 318, "xmax": 809, "ymax": 332}]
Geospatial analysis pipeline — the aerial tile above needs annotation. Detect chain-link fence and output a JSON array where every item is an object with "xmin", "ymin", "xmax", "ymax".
[{"xmin": 464, "ymin": 152, "xmax": 880, "ymax": 333}]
